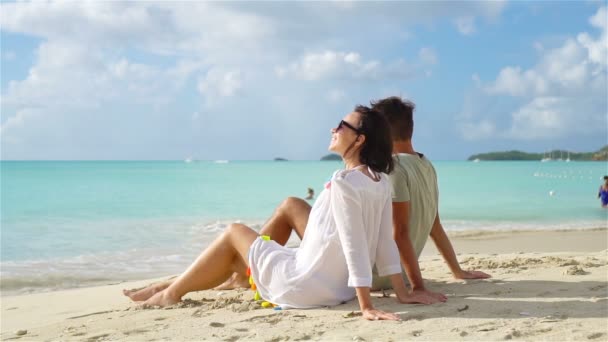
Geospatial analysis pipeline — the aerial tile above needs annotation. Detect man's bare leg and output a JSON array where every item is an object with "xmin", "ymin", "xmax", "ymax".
[{"xmin": 214, "ymin": 197, "xmax": 311, "ymax": 290}]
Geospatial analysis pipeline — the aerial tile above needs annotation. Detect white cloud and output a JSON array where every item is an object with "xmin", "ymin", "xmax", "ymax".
[
  {"xmin": 418, "ymin": 47, "xmax": 438, "ymax": 65},
  {"xmin": 0, "ymin": 109, "xmax": 37, "ymax": 144},
  {"xmin": 197, "ymin": 69, "xmax": 244, "ymax": 98},
  {"xmin": 578, "ymin": 6, "xmax": 607, "ymax": 72},
  {"xmin": 507, "ymin": 97, "xmax": 567, "ymax": 139},
  {"xmin": 0, "ymin": 1, "xmax": 508, "ymax": 159},
  {"xmin": 459, "ymin": 120, "xmax": 496, "ymax": 141},
  {"xmin": 485, "ymin": 66, "xmax": 549, "ymax": 97},
  {"xmin": 276, "ymin": 51, "xmax": 413, "ymax": 81},
  {"xmin": 455, "ymin": 16, "xmax": 476, "ymax": 35},
  {"xmin": 466, "ymin": 6, "xmax": 608, "ymax": 141}
]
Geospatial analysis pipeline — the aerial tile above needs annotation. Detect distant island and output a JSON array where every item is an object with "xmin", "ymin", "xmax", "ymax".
[
  {"xmin": 274, "ymin": 157, "xmax": 288, "ymax": 161},
  {"xmin": 320, "ymin": 153, "xmax": 342, "ymax": 161},
  {"xmin": 468, "ymin": 146, "xmax": 608, "ymax": 161}
]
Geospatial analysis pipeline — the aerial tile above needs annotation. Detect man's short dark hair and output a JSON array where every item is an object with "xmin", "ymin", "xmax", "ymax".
[
  {"xmin": 370, "ymin": 96, "xmax": 415, "ymax": 141},
  {"xmin": 604, "ymin": 175, "xmax": 608, "ymax": 180}
]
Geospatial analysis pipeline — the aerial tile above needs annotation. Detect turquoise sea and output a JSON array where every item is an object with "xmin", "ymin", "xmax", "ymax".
[{"xmin": 1, "ymin": 160, "xmax": 607, "ymax": 294}]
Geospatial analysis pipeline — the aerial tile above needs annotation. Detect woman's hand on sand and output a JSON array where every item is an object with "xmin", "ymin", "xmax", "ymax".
[
  {"xmin": 362, "ymin": 308, "xmax": 401, "ymax": 321},
  {"xmin": 454, "ymin": 269, "xmax": 491, "ymax": 279},
  {"xmin": 399, "ymin": 289, "xmax": 447, "ymax": 305}
]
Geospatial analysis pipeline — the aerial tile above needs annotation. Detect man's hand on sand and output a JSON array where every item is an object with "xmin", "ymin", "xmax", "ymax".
[
  {"xmin": 454, "ymin": 270, "xmax": 491, "ymax": 279},
  {"xmin": 399, "ymin": 289, "xmax": 447, "ymax": 305}
]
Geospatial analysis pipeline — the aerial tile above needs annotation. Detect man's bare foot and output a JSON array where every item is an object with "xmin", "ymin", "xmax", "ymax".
[
  {"xmin": 214, "ymin": 272, "xmax": 250, "ymax": 290},
  {"xmin": 123, "ymin": 282, "xmax": 170, "ymax": 302},
  {"xmin": 141, "ymin": 289, "xmax": 180, "ymax": 308}
]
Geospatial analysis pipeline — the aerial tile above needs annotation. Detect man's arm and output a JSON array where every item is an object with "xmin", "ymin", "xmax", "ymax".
[
  {"xmin": 392, "ymin": 202, "xmax": 424, "ymax": 289},
  {"xmin": 430, "ymin": 213, "xmax": 491, "ymax": 279},
  {"xmin": 392, "ymin": 202, "xmax": 446, "ymax": 303}
]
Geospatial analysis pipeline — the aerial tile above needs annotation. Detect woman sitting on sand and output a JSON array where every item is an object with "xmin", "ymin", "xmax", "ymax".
[{"xmin": 124, "ymin": 106, "xmax": 424, "ymax": 320}]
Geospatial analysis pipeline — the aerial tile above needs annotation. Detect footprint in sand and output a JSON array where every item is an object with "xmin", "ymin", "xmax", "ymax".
[
  {"xmin": 406, "ymin": 314, "xmax": 426, "ymax": 321},
  {"xmin": 503, "ymin": 329, "xmax": 522, "ymax": 340},
  {"xmin": 243, "ymin": 313, "xmax": 283, "ymax": 325},
  {"xmin": 564, "ymin": 266, "xmax": 589, "ymax": 275},
  {"xmin": 123, "ymin": 328, "xmax": 150, "ymax": 335},
  {"xmin": 589, "ymin": 284, "xmax": 607, "ymax": 291},
  {"xmin": 588, "ymin": 332, "xmax": 605, "ymax": 340},
  {"xmin": 410, "ymin": 330, "xmax": 423, "ymax": 337},
  {"xmin": 85, "ymin": 333, "xmax": 110, "ymax": 342}
]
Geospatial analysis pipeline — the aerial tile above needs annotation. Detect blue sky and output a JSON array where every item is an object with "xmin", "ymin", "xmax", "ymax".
[{"xmin": 1, "ymin": 1, "xmax": 606, "ymax": 160}]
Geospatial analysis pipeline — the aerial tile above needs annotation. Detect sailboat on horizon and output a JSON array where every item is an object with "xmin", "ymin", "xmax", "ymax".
[{"xmin": 541, "ymin": 150, "xmax": 552, "ymax": 162}]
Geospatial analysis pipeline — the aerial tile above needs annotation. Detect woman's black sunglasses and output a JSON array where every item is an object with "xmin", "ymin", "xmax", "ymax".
[{"xmin": 335, "ymin": 120, "xmax": 362, "ymax": 134}]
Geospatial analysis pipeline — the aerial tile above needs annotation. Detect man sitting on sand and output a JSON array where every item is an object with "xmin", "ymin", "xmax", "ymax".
[{"xmin": 370, "ymin": 97, "xmax": 491, "ymax": 302}]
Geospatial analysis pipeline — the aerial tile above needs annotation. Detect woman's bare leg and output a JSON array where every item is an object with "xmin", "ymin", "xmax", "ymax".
[
  {"xmin": 125, "ymin": 197, "xmax": 313, "ymax": 301},
  {"xmin": 142, "ymin": 223, "xmax": 258, "ymax": 307},
  {"xmin": 214, "ymin": 197, "xmax": 311, "ymax": 290},
  {"xmin": 123, "ymin": 278, "xmax": 174, "ymax": 302},
  {"xmin": 259, "ymin": 197, "xmax": 311, "ymax": 244}
]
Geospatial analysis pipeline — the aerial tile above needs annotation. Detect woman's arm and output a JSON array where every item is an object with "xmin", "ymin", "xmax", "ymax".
[
  {"xmin": 355, "ymin": 287, "xmax": 401, "ymax": 321},
  {"xmin": 330, "ymin": 175, "xmax": 373, "ymax": 288},
  {"xmin": 331, "ymin": 175, "xmax": 401, "ymax": 320}
]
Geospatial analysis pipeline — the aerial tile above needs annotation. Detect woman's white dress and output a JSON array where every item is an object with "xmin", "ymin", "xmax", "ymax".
[{"xmin": 248, "ymin": 169, "xmax": 401, "ymax": 309}]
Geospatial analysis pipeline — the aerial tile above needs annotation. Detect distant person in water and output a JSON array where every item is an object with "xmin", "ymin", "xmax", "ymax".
[
  {"xmin": 124, "ymin": 105, "xmax": 435, "ymax": 319},
  {"xmin": 369, "ymin": 96, "xmax": 491, "ymax": 301},
  {"xmin": 598, "ymin": 176, "xmax": 608, "ymax": 208},
  {"xmin": 305, "ymin": 187, "xmax": 314, "ymax": 200}
]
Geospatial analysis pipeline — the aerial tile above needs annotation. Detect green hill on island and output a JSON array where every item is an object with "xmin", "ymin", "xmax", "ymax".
[
  {"xmin": 468, "ymin": 146, "xmax": 608, "ymax": 161},
  {"xmin": 320, "ymin": 154, "xmax": 342, "ymax": 161}
]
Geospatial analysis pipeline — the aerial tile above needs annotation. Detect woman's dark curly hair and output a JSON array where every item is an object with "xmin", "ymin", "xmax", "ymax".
[{"xmin": 352, "ymin": 105, "xmax": 394, "ymax": 174}]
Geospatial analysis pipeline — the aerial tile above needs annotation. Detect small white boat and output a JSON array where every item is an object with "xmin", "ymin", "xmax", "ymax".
[
  {"xmin": 184, "ymin": 157, "xmax": 193, "ymax": 163},
  {"xmin": 472, "ymin": 158, "xmax": 480, "ymax": 163},
  {"xmin": 541, "ymin": 150, "xmax": 552, "ymax": 162},
  {"xmin": 214, "ymin": 160, "xmax": 229, "ymax": 164}
]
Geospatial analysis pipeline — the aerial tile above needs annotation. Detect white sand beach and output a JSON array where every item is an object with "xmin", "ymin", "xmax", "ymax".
[{"xmin": 2, "ymin": 229, "xmax": 607, "ymax": 341}]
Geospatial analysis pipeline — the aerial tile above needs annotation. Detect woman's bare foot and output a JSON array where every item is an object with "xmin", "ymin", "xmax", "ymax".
[
  {"xmin": 123, "ymin": 282, "xmax": 170, "ymax": 302},
  {"xmin": 141, "ymin": 289, "xmax": 180, "ymax": 308},
  {"xmin": 214, "ymin": 272, "xmax": 250, "ymax": 290}
]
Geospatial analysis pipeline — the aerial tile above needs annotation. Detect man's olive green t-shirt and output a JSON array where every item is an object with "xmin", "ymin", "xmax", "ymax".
[{"xmin": 372, "ymin": 153, "xmax": 439, "ymax": 289}]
